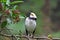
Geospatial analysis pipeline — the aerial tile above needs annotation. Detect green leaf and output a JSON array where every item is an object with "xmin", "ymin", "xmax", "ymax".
[
  {"xmin": 0, "ymin": 0, "xmax": 7, "ymax": 3},
  {"xmin": 2, "ymin": 3, "xmax": 6, "ymax": 11},
  {"xmin": 13, "ymin": 5, "xmax": 18, "ymax": 10},
  {"xmin": 10, "ymin": 1, "xmax": 24, "ymax": 5},
  {"xmin": 6, "ymin": 0, "xmax": 10, "ymax": 6},
  {"xmin": 12, "ymin": 13, "xmax": 18, "ymax": 18},
  {"xmin": 1, "ymin": 20, "xmax": 7, "ymax": 28}
]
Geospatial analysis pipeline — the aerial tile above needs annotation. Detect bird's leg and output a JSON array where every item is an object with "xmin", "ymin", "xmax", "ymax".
[
  {"xmin": 30, "ymin": 33, "xmax": 33, "ymax": 38},
  {"xmin": 26, "ymin": 29, "xmax": 28, "ymax": 36},
  {"xmin": 32, "ymin": 29, "xmax": 36, "ymax": 38},
  {"xmin": 28, "ymin": 34, "xmax": 30, "ymax": 37},
  {"xmin": 32, "ymin": 33, "xmax": 34, "ymax": 38}
]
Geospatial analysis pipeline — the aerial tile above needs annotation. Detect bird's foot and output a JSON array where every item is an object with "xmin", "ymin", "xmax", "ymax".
[
  {"xmin": 30, "ymin": 34, "xmax": 34, "ymax": 38},
  {"xmin": 27, "ymin": 34, "xmax": 34, "ymax": 38}
]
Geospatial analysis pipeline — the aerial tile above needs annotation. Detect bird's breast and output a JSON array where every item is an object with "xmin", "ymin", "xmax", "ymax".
[{"xmin": 25, "ymin": 17, "xmax": 36, "ymax": 32}]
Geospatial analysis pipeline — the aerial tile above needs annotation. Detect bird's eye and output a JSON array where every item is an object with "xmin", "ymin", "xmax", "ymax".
[{"xmin": 31, "ymin": 14, "xmax": 34, "ymax": 16}]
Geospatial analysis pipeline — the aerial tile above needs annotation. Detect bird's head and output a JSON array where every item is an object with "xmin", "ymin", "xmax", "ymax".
[
  {"xmin": 26, "ymin": 11, "xmax": 37, "ymax": 20},
  {"xmin": 30, "ymin": 12, "xmax": 37, "ymax": 18}
]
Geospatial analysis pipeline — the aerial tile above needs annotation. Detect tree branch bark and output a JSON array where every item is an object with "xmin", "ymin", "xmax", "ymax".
[{"xmin": 0, "ymin": 33, "xmax": 60, "ymax": 40}]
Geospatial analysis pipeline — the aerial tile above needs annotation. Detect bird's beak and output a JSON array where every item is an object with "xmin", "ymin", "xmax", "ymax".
[{"xmin": 35, "ymin": 18, "xmax": 37, "ymax": 20}]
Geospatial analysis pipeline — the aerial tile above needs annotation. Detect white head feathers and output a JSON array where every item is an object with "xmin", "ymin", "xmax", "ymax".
[{"xmin": 30, "ymin": 12, "xmax": 37, "ymax": 18}]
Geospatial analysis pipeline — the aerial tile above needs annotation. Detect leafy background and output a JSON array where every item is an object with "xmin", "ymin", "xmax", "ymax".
[{"xmin": 0, "ymin": 0, "xmax": 60, "ymax": 40}]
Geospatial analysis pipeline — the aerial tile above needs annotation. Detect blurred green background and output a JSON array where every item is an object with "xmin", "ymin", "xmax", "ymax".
[
  {"xmin": 1, "ymin": 0, "xmax": 60, "ymax": 40},
  {"xmin": 7, "ymin": 0, "xmax": 45, "ymax": 35},
  {"xmin": 8, "ymin": 0, "xmax": 60, "ymax": 37}
]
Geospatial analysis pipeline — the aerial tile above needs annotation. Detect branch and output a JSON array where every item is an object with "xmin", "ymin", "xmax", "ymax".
[
  {"xmin": 0, "ymin": 33, "xmax": 60, "ymax": 40},
  {"xmin": 0, "ymin": 33, "xmax": 28, "ymax": 39}
]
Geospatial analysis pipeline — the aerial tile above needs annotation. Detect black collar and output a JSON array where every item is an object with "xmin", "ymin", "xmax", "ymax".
[{"xmin": 29, "ymin": 17, "xmax": 37, "ymax": 20}]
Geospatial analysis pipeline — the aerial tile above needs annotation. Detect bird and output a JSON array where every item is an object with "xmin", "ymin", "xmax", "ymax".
[{"xmin": 25, "ymin": 11, "xmax": 37, "ymax": 37}]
